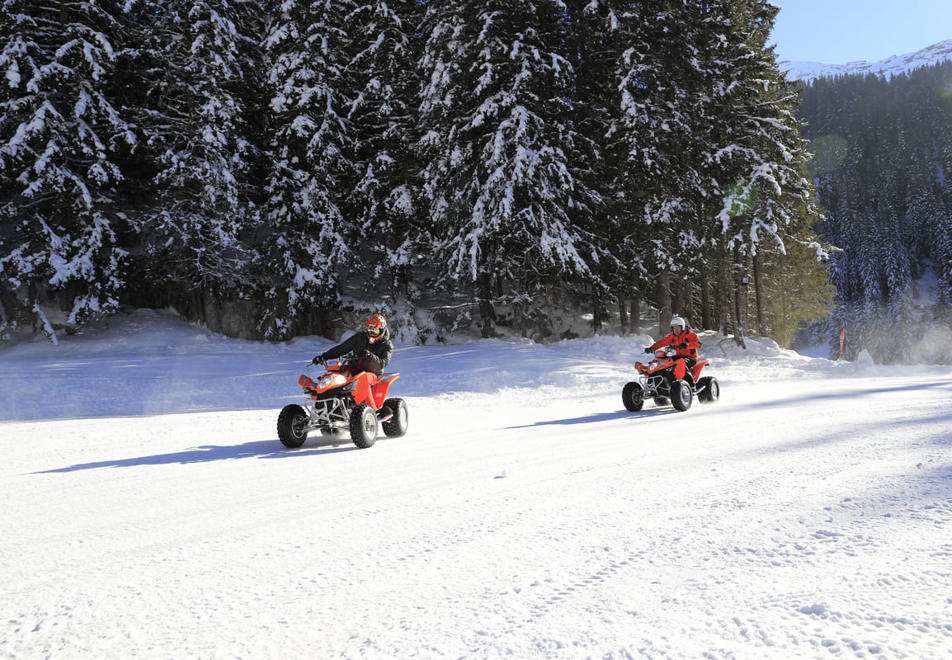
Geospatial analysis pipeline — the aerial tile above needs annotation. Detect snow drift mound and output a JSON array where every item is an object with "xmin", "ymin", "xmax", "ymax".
[{"xmin": 0, "ymin": 309, "xmax": 925, "ymax": 422}]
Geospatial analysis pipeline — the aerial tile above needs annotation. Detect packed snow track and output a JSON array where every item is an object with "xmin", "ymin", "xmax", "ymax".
[{"xmin": 1, "ymin": 312, "xmax": 950, "ymax": 658}]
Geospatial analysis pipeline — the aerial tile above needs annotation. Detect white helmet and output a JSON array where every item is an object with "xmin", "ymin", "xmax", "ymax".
[{"xmin": 670, "ymin": 315, "xmax": 686, "ymax": 329}]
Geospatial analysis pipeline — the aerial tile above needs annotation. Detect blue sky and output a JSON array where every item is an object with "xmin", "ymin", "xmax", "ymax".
[{"xmin": 770, "ymin": 0, "xmax": 952, "ymax": 63}]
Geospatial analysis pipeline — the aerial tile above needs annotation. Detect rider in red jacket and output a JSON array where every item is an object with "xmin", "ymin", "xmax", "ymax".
[{"xmin": 647, "ymin": 316, "xmax": 701, "ymax": 366}]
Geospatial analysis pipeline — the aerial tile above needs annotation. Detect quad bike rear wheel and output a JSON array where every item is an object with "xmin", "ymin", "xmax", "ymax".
[
  {"xmin": 382, "ymin": 398, "xmax": 408, "ymax": 437},
  {"xmin": 670, "ymin": 379, "xmax": 693, "ymax": 411},
  {"xmin": 622, "ymin": 381, "xmax": 645, "ymax": 411},
  {"xmin": 350, "ymin": 403, "xmax": 378, "ymax": 448},
  {"xmin": 277, "ymin": 404, "xmax": 309, "ymax": 448},
  {"xmin": 697, "ymin": 376, "xmax": 720, "ymax": 403}
]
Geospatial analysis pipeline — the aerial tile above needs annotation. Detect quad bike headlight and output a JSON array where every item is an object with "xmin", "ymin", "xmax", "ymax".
[{"xmin": 317, "ymin": 374, "xmax": 335, "ymax": 389}]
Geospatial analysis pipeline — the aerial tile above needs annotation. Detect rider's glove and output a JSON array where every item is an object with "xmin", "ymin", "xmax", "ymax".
[
  {"xmin": 312, "ymin": 354, "xmax": 325, "ymax": 365},
  {"xmin": 644, "ymin": 347, "xmax": 653, "ymax": 353}
]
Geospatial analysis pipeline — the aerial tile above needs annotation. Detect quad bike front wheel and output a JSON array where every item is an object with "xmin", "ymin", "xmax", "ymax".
[
  {"xmin": 350, "ymin": 403, "xmax": 378, "ymax": 449},
  {"xmin": 697, "ymin": 376, "xmax": 720, "ymax": 403},
  {"xmin": 382, "ymin": 398, "xmax": 408, "ymax": 437},
  {"xmin": 622, "ymin": 381, "xmax": 645, "ymax": 411},
  {"xmin": 277, "ymin": 404, "xmax": 309, "ymax": 448},
  {"xmin": 670, "ymin": 379, "xmax": 693, "ymax": 411}
]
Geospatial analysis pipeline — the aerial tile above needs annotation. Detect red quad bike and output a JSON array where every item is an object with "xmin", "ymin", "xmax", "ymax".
[
  {"xmin": 277, "ymin": 356, "xmax": 408, "ymax": 449},
  {"xmin": 622, "ymin": 346, "xmax": 720, "ymax": 412}
]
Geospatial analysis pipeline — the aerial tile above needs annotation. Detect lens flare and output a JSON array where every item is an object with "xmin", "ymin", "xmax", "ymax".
[
  {"xmin": 723, "ymin": 181, "xmax": 756, "ymax": 218},
  {"xmin": 807, "ymin": 134, "xmax": 849, "ymax": 176},
  {"xmin": 938, "ymin": 78, "xmax": 952, "ymax": 102}
]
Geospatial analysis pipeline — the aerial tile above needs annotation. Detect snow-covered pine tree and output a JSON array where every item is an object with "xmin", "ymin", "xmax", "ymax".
[
  {"xmin": 813, "ymin": 166, "xmax": 862, "ymax": 306},
  {"xmin": 561, "ymin": 0, "xmax": 626, "ymax": 332},
  {"xmin": 705, "ymin": 0, "xmax": 821, "ymax": 339},
  {"xmin": 937, "ymin": 217, "xmax": 952, "ymax": 305},
  {"xmin": 419, "ymin": 0, "xmax": 600, "ymax": 338},
  {"xmin": 937, "ymin": 66, "xmax": 952, "ymax": 306},
  {"xmin": 0, "ymin": 0, "xmax": 135, "ymax": 339},
  {"xmin": 757, "ymin": 228, "xmax": 834, "ymax": 347},
  {"xmin": 341, "ymin": 0, "xmax": 425, "ymax": 304},
  {"xmin": 259, "ymin": 0, "xmax": 356, "ymax": 339},
  {"xmin": 128, "ymin": 0, "xmax": 265, "ymax": 325},
  {"xmin": 611, "ymin": 0, "xmax": 722, "ymax": 333}
]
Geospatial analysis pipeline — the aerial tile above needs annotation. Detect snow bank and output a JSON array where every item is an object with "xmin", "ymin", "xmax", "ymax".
[{"xmin": 0, "ymin": 309, "xmax": 941, "ymax": 422}]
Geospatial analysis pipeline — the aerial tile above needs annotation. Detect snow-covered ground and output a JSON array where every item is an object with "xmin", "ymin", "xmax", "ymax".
[{"xmin": 2, "ymin": 309, "xmax": 951, "ymax": 659}]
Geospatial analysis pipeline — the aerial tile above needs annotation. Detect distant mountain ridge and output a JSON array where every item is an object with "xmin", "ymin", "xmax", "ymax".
[{"xmin": 781, "ymin": 38, "xmax": 952, "ymax": 82}]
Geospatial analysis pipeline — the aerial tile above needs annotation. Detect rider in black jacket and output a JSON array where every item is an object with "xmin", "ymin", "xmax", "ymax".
[{"xmin": 313, "ymin": 314, "xmax": 393, "ymax": 375}]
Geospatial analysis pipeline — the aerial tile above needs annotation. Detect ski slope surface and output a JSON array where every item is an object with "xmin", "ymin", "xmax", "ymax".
[{"xmin": 2, "ymin": 310, "xmax": 951, "ymax": 659}]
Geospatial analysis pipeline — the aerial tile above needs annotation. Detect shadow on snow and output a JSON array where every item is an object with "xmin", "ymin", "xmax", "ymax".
[
  {"xmin": 507, "ymin": 406, "xmax": 679, "ymax": 429},
  {"xmin": 35, "ymin": 436, "xmax": 357, "ymax": 474},
  {"xmin": 508, "ymin": 377, "xmax": 952, "ymax": 431}
]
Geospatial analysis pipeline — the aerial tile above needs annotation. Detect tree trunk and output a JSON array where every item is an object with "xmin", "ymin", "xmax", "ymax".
[
  {"xmin": 592, "ymin": 287, "xmax": 603, "ymax": 333},
  {"xmin": 0, "ymin": 288, "xmax": 14, "ymax": 333},
  {"xmin": 700, "ymin": 274, "xmax": 713, "ymax": 330},
  {"xmin": 32, "ymin": 301, "xmax": 58, "ymax": 344},
  {"xmin": 657, "ymin": 270, "xmax": 672, "ymax": 336},
  {"xmin": 681, "ymin": 278, "xmax": 696, "ymax": 327},
  {"xmin": 617, "ymin": 291, "xmax": 629, "ymax": 335},
  {"xmin": 670, "ymin": 276, "xmax": 681, "ymax": 321},
  {"xmin": 753, "ymin": 252, "xmax": 768, "ymax": 336},
  {"xmin": 313, "ymin": 307, "xmax": 334, "ymax": 340},
  {"xmin": 733, "ymin": 281, "xmax": 746, "ymax": 346},
  {"xmin": 515, "ymin": 271, "xmax": 529, "ymax": 338},
  {"xmin": 733, "ymin": 248, "xmax": 748, "ymax": 348},
  {"xmin": 478, "ymin": 272, "xmax": 496, "ymax": 338},
  {"xmin": 717, "ymin": 242, "xmax": 731, "ymax": 336},
  {"xmin": 630, "ymin": 289, "xmax": 642, "ymax": 336},
  {"xmin": 392, "ymin": 263, "xmax": 412, "ymax": 300},
  {"xmin": 179, "ymin": 289, "xmax": 208, "ymax": 327}
]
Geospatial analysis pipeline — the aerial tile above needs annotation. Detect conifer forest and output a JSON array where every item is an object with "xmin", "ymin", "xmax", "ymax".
[
  {"xmin": 797, "ymin": 61, "xmax": 952, "ymax": 362},
  {"xmin": 2, "ymin": 1, "xmax": 948, "ymax": 362}
]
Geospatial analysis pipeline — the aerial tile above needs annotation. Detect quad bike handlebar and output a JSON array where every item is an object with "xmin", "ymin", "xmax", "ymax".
[{"xmin": 310, "ymin": 353, "xmax": 365, "ymax": 370}]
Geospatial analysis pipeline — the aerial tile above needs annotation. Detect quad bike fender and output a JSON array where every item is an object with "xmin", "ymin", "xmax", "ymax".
[
  {"xmin": 673, "ymin": 359, "xmax": 686, "ymax": 380},
  {"xmin": 665, "ymin": 369, "xmax": 695, "ymax": 390},
  {"xmin": 681, "ymin": 371, "xmax": 696, "ymax": 388},
  {"xmin": 371, "ymin": 373, "xmax": 400, "ymax": 409},
  {"xmin": 691, "ymin": 360, "xmax": 709, "ymax": 382},
  {"xmin": 349, "ymin": 372, "xmax": 382, "ymax": 409}
]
